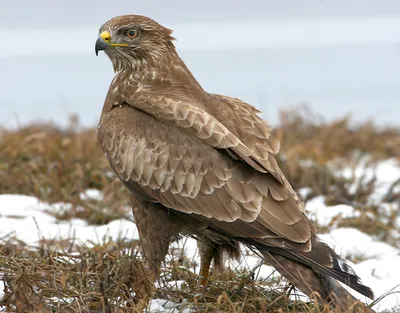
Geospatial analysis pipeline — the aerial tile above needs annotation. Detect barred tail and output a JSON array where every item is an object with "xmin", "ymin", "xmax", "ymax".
[{"xmin": 260, "ymin": 251, "xmax": 375, "ymax": 313}]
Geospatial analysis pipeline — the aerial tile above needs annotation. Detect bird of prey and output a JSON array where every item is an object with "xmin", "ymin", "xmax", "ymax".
[{"xmin": 95, "ymin": 15, "xmax": 374, "ymax": 312}]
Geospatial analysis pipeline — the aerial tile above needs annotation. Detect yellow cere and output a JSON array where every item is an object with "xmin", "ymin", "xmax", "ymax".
[
  {"xmin": 100, "ymin": 31, "xmax": 111, "ymax": 42},
  {"xmin": 99, "ymin": 31, "xmax": 129, "ymax": 47}
]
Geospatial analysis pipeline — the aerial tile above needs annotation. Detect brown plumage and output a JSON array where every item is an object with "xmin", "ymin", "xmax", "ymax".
[{"xmin": 95, "ymin": 15, "xmax": 375, "ymax": 312}]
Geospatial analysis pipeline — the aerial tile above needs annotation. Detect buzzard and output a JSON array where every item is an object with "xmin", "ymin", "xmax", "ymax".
[{"xmin": 95, "ymin": 15, "xmax": 374, "ymax": 312}]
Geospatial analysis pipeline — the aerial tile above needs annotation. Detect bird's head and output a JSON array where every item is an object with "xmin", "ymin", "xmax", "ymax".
[{"xmin": 95, "ymin": 15, "xmax": 176, "ymax": 72}]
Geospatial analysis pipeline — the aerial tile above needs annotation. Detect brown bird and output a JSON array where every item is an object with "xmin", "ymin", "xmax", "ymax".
[{"xmin": 95, "ymin": 15, "xmax": 375, "ymax": 312}]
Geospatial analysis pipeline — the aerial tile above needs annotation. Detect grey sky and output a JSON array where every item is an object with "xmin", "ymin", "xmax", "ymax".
[
  {"xmin": 1, "ymin": 1, "xmax": 400, "ymax": 128},
  {"xmin": 3, "ymin": 0, "xmax": 400, "ymax": 29}
]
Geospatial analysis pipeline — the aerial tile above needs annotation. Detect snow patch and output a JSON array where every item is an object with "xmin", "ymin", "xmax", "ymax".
[
  {"xmin": 0, "ymin": 194, "xmax": 138, "ymax": 246},
  {"xmin": 79, "ymin": 189, "xmax": 103, "ymax": 201},
  {"xmin": 0, "ymin": 280, "xmax": 4, "ymax": 301},
  {"xmin": 149, "ymin": 298, "xmax": 191, "ymax": 312},
  {"xmin": 306, "ymin": 196, "xmax": 360, "ymax": 226},
  {"xmin": 319, "ymin": 228, "xmax": 398, "ymax": 260}
]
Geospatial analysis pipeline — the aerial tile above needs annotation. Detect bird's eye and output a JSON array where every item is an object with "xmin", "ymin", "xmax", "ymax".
[{"xmin": 126, "ymin": 29, "xmax": 138, "ymax": 39}]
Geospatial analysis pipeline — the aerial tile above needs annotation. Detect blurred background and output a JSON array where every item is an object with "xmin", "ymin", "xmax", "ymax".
[{"xmin": 1, "ymin": 0, "xmax": 400, "ymax": 128}]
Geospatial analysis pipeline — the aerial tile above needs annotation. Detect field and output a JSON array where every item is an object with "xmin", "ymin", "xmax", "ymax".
[{"xmin": 0, "ymin": 107, "xmax": 399, "ymax": 313}]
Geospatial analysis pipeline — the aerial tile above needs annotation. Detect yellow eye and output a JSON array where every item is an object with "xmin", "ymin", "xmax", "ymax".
[{"xmin": 126, "ymin": 29, "xmax": 138, "ymax": 39}]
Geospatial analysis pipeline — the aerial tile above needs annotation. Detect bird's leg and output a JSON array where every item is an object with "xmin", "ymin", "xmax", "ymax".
[
  {"xmin": 130, "ymin": 197, "xmax": 180, "ymax": 309},
  {"xmin": 197, "ymin": 239, "xmax": 217, "ymax": 286}
]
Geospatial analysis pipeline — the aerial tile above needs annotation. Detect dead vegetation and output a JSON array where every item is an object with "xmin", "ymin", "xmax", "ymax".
[
  {"xmin": 0, "ymin": 238, "xmax": 377, "ymax": 313},
  {"xmin": 0, "ymin": 107, "xmax": 399, "ymax": 312},
  {"xmin": 276, "ymin": 107, "xmax": 400, "ymax": 241}
]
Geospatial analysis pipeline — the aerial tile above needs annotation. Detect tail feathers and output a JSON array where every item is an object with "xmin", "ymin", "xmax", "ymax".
[
  {"xmin": 330, "ymin": 266, "xmax": 374, "ymax": 299},
  {"xmin": 261, "ymin": 251, "xmax": 375, "ymax": 312},
  {"xmin": 252, "ymin": 238, "xmax": 374, "ymax": 299},
  {"xmin": 291, "ymin": 246, "xmax": 374, "ymax": 299},
  {"xmin": 324, "ymin": 276, "xmax": 376, "ymax": 313}
]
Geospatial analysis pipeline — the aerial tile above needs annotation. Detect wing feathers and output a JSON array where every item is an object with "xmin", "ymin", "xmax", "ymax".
[{"xmin": 98, "ymin": 106, "xmax": 311, "ymax": 245}]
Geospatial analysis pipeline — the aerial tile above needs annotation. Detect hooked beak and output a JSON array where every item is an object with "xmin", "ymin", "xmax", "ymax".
[
  {"xmin": 95, "ymin": 31, "xmax": 111, "ymax": 56},
  {"xmin": 95, "ymin": 31, "xmax": 129, "ymax": 56}
]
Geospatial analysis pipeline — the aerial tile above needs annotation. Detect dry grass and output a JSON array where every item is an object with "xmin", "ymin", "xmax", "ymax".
[
  {"xmin": 0, "ymin": 239, "xmax": 376, "ymax": 313},
  {"xmin": 276, "ymin": 106, "xmax": 399, "ymax": 193},
  {"xmin": 0, "ymin": 107, "xmax": 399, "ymax": 312},
  {"xmin": 275, "ymin": 107, "xmax": 400, "ymax": 241},
  {"xmin": 0, "ymin": 117, "xmax": 130, "ymax": 225}
]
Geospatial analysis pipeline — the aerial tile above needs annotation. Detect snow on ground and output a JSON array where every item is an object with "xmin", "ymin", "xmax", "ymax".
[
  {"xmin": 0, "ymin": 159, "xmax": 399, "ymax": 312},
  {"xmin": 307, "ymin": 196, "xmax": 361, "ymax": 227},
  {"xmin": 0, "ymin": 194, "xmax": 138, "ymax": 247},
  {"xmin": 148, "ymin": 298, "xmax": 191, "ymax": 313},
  {"xmin": 340, "ymin": 158, "xmax": 400, "ymax": 207}
]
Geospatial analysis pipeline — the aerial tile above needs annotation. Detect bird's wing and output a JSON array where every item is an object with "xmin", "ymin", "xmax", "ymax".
[
  {"xmin": 133, "ymin": 92, "xmax": 277, "ymax": 174},
  {"xmin": 98, "ymin": 104, "xmax": 311, "ymax": 244},
  {"xmin": 206, "ymin": 94, "xmax": 303, "ymax": 206},
  {"xmin": 206, "ymin": 94, "xmax": 281, "ymax": 168},
  {"xmin": 131, "ymin": 91, "xmax": 303, "ymax": 209}
]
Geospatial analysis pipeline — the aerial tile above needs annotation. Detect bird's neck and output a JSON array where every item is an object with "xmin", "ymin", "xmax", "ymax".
[{"xmin": 112, "ymin": 53, "xmax": 204, "ymax": 94}]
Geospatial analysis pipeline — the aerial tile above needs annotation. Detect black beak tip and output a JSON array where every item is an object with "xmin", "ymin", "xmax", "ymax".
[{"xmin": 95, "ymin": 37, "xmax": 108, "ymax": 56}]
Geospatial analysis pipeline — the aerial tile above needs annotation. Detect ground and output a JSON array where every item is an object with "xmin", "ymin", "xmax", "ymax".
[{"xmin": 0, "ymin": 107, "xmax": 399, "ymax": 312}]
